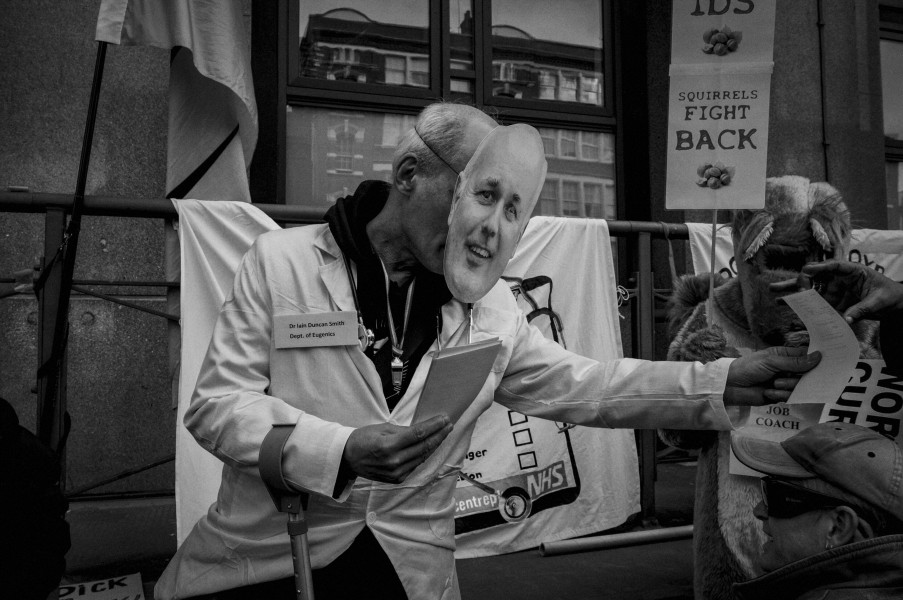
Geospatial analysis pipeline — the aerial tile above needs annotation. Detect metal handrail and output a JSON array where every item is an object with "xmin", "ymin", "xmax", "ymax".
[
  {"xmin": 0, "ymin": 191, "xmax": 693, "ymax": 238},
  {"xmin": 1, "ymin": 189, "xmax": 692, "ymax": 511}
]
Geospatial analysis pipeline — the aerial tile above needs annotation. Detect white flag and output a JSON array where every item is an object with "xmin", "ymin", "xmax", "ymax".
[{"xmin": 96, "ymin": 0, "xmax": 257, "ymax": 201}]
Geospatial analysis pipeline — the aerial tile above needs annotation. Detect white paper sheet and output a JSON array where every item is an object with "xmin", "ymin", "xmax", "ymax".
[{"xmin": 782, "ymin": 289, "xmax": 860, "ymax": 404}]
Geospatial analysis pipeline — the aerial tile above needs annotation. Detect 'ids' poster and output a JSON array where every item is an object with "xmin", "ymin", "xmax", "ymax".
[{"xmin": 666, "ymin": 0, "xmax": 777, "ymax": 210}]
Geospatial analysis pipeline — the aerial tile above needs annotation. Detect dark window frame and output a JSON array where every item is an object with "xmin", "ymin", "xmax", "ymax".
[
  {"xmin": 480, "ymin": 0, "xmax": 615, "ymax": 120},
  {"xmin": 881, "ymin": 1, "xmax": 903, "ymax": 161},
  {"xmin": 251, "ymin": 0, "xmax": 648, "ymax": 225}
]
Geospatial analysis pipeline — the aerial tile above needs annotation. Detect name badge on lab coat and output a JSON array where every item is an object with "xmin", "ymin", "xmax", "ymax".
[{"xmin": 274, "ymin": 311, "xmax": 358, "ymax": 348}]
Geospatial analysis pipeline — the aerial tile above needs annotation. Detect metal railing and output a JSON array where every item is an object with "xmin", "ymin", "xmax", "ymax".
[{"xmin": 1, "ymin": 189, "xmax": 691, "ymax": 517}]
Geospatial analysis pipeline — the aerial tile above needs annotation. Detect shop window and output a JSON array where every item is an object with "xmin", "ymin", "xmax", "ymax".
[
  {"xmin": 538, "ymin": 179, "xmax": 559, "ymax": 217},
  {"xmin": 584, "ymin": 183, "xmax": 605, "ymax": 218},
  {"xmin": 560, "ymin": 130, "xmax": 578, "ymax": 159},
  {"xmin": 280, "ymin": 1, "xmax": 616, "ymax": 219},
  {"xmin": 538, "ymin": 128, "xmax": 557, "ymax": 157},
  {"xmin": 288, "ymin": 108, "xmax": 394, "ymax": 209},
  {"xmin": 298, "ymin": 3, "xmax": 430, "ymax": 91},
  {"xmin": 409, "ymin": 57, "xmax": 430, "ymax": 87},
  {"xmin": 489, "ymin": 0, "xmax": 605, "ymax": 109},
  {"xmin": 561, "ymin": 181, "xmax": 581, "ymax": 216},
  {"xmin": 538, "ymin": 71, "xmax": 557, "ymax": 100},
  {"xmin": 580, "ymin": 132, "xmax": 601, "ymax": 162},
  {"xmin": 384, "ymin": 55, "xmax": 406, "ymax": 85}
]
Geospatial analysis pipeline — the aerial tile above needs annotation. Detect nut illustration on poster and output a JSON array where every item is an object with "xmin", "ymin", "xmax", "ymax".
[
  {"xmin": 696, "ymin": 162, "xmax": 735, "ymax": 189},
  {"xmin": 702, "ymin": 26, "xmax": 742, "ymax": 55}
]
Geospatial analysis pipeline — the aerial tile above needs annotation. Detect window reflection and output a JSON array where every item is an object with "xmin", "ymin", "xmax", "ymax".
[
  {"xmin": 881, "ymin": 39, "xmax": 903, "ymax": 140},
  {"xmin": 888, "ymin": 162, "xmax": 903, "ymax": 230},
  {"xmin": 490, "ymin": 0, "xmax": 604, "ymax": 106},
  {"xmin": 532, "ymin": 127, "xmax": 616, "ymax": 219},
  {"xmin": 287, "ymin": 108, "xmax": 415, "ymax": 209},
  {"xmin": 298, "ymin": 2, "xmax": 430, "ymax": 88},
  {"xmin": 287, "ymin": 110, "xmax": 616, "ymax": 221},
  {"xmin": 450, "ymin": 0, "xmax": 474, "ymax": 72}
]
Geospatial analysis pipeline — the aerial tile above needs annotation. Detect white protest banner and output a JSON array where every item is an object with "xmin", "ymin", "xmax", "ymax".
[
  {"xmin": 453, "ymin": 217, "xmax": 639, "ymax": 558},
  {"xmin": 666, "ymin": 0, "xmax": 777, "ymax": 210},
  {"xmin": 687, "ymin": 225, "xmax": 903, "ymax": 282},
  {"xmin": 850, "ymin": 229, "xmax": 903, "ymax": 282},
  {"xmin": 671, "ymin": 0, "xmax": 777, "ymax": 66},
  {"xmin": 825, "ymin": 360, "xmax": 903, "ymax": 443},
  {"xmin": 59, "ymin": 573, "xmax": 144, "ymax": 600}
]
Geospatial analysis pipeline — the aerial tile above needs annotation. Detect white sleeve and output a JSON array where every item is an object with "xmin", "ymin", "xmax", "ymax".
[
  {"xmin": 184, "ymin": 240, "xmax": 355, "ymax": 500},
  {"xmin": 495, "ymin": 311, "xmax": 735, "ymax": 430}
]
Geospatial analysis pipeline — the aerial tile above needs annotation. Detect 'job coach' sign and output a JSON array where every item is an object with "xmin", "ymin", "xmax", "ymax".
[{"xmin": 666, "ymin": 0, "xmax": 777, "ymax": 210}]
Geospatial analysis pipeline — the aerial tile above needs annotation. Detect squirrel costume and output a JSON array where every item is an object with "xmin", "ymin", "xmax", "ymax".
[{"xmin": 661, "ymin": 175, "xmax": 881, "ymax": 600}]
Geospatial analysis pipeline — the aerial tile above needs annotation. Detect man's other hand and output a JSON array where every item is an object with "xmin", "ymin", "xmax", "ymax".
[
  {"xmin": 770, "ymin": 260, "xmax": 903, "ymax": 324},
  {"xmin": 724, "ymin": 346, "xmax": 821, "ymax": 406},
  {"xmin": 342, "ymin": 415, "xmax": 453, "ymax": 484}
]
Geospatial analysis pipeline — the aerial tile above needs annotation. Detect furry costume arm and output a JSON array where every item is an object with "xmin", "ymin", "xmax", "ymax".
[{"xmin": 659, "ymin": 285, "xmax": 741, "ymax": 450}]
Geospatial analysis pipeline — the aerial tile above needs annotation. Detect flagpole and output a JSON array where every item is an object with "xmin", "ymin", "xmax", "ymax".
[
  {"xmin": 36, "ymin": 41, "xmax": 108, "ymax": 457},
  {"xmin": 706, "ymin": 208, "xmax": 717, "ymax": 328}
]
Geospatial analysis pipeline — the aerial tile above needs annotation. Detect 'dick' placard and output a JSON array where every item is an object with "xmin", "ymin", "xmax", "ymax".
[{"xmin": 665, "ymin": 0, "xmax": 776, "ymax": 210}]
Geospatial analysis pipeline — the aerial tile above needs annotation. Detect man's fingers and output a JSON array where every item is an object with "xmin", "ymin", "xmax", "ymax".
[
  {"xmin": 763, "ymin": 388, "xmax": 793, "ymax": 403},
  {"xmin": 801, "ymin": 260, "xmax": 850, "ymax": 277},
  {"xmin": 407, "ymin": 415, "xmax": 451, "ymax": 444},
  {"xmin": 390, "ymin": 423, "xmax": 453, "ymax": 476},
  {"xmin": 767, "ymin": 350, "xmax": 821, "ymax": 373},
  {"xmin": 771, "ymin": 376, "xmax": 801, "ymax": 390},
  {"xmin": 764, "ymin": 345, "xmax": 808, "ymax": 357},
  {"xmin": 843, "ymin": 302, "xmax": 868, "ymax": 324},
  {"xmin": 769, "ymin": 275, "xmax": 810, "ymax": 294}
]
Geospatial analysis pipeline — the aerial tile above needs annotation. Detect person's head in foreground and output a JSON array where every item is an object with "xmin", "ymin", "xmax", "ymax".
[
  {"xmin": 443, "ymin": 123, "xmax": 547, "ymax": 302},
  {"xmin": 731, "ymin": 422, "xmax": 903, "ymax": 574}
]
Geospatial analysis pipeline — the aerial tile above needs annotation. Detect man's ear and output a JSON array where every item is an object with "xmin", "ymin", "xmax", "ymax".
[
  {"xmin": 394, "ymin": 154, "xmax": 418, "ymax": 195},
  {"xmin": 826, "ymin": 506, "xmax": 868, "ymax": 547}
]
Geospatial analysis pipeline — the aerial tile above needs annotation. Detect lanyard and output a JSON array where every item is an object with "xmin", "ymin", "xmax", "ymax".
[
  {"xmin": 341, "ymin": 252, "xmax": 375, "ymax": 352},
  {"xmin": 380, "ymin": 260, "xmax": 416, "ymax": 393},
  {"xmin": 435, "ymin": 303, "xmax": 474, "ymax": 352}
]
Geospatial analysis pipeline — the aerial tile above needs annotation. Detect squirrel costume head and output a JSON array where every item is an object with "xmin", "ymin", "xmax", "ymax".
[{"xmin": 732, "ymin": 175, "xmax": 850, "ymax": 345}]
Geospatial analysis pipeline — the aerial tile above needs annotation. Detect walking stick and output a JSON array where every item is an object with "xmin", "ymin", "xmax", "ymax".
[{"xmin": 260, "ymin": 424, "xmax": 315, "ymax": 600}]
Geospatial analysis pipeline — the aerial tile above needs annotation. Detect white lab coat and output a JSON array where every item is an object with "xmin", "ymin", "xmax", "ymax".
[{"xmin": 155, "ymin": 224, "xmax": 734, "ymax": 599}]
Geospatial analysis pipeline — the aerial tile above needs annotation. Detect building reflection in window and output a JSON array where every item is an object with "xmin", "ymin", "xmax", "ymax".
[
  {"xmin": 490, "ymin": 0, "xmax": 604, "ymax": 106},
  {"xmin": 287, "ymin": 109, "xmax": 616, "ymax": 221},
  {"xmin": 881, "ymin": 37, "xmax": 903, "ymax": 228},
  {"xmin": 533, "ymin": 127, "xmax": 616, "ymax": 220},
  {"xmin": 298, "ymin": 2, "xmax": 430, "ymax": 88}
]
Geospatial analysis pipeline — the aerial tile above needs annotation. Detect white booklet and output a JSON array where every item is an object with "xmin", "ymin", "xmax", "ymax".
[{"xmin": 412, "ymin": 337, "xmax": 503, "ymax": 424}]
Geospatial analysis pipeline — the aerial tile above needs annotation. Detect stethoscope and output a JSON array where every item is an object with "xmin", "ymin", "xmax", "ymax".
[
  {"xmin": 341, "ymin": 252, "xmax": 376, "ymax": 353},
  {"xmin": 341, "ymin": 251, "xmax": 474, "ymax": 355}
]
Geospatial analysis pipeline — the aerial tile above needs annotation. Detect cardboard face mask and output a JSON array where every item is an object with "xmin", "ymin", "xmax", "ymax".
[{"xmin": 444, "ymin": 124, "xmax": 548, "ymax": 303}]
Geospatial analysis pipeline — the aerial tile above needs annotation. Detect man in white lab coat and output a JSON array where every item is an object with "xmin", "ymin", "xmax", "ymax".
[{"xmin": 156, "ymin": 105, "xmax": 819, "ymax": 600}]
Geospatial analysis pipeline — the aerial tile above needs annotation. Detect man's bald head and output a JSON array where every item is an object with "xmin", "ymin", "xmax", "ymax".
[
  {"xmin": 380, "ymin": 103, "xmax": 499, "ymax": 278},
  {"xmin": 393, "ymin": 103, "xmax": 498, "ymax": 177}
]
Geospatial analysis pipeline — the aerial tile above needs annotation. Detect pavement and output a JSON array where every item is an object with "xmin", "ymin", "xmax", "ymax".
[{"xmin": 61, "ymin": 460, "xmax": 698, "ymax": 600}]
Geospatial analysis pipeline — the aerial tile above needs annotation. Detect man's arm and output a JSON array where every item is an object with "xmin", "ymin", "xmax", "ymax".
[
  {"xmin": 186, "ymin": 239, "xmax": 451, "ymax": 497},
  {"xmin": 184, "ymin": 241, "xmax": 356, "ymax": 498},
  {"xmin": 495, "ymin": 312, "xmax": 818, "ymax": 430},
  {"xmin": 771, "ymin": 260, "xmax": 903, "ymax": 324}
]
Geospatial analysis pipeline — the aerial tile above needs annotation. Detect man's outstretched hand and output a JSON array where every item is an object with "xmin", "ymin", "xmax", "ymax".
[
  {"xmin": 342, "ymin": 415, "xmax": 453, "ymax": 484},
  {"xmin": 724, "ymin": 346, "xmax": 821, "ymax": 406},
  {"xmin": 771, "ymin": 260, "xmax": 903, "ymax": 324}
]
